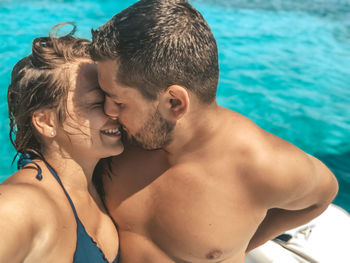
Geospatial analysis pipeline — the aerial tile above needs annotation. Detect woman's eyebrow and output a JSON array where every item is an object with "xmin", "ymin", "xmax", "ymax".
[
  {"xmin": 82, "ymin": 86, "xmax": 104, "ymax": 98},
  {"xmin": 85, "ymin": 85, "xmax": 101, "ymax": 93},
  {"xmin": 100, "ymin": 89, "xmax": 119, "ymax": 99}
]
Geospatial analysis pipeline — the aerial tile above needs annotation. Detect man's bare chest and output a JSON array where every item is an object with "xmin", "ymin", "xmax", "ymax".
[{"xmin": 106, "ymin": 173, "xmax": 265, "ymax": 262}]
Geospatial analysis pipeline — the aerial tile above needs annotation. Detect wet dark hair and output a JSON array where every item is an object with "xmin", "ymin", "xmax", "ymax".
[
  {"xmin": 8, "ymin": 23, "xmax": 91, "ymax": 161},
  {"xmin": 91, "ymin": 0, "xmax": 219, "ymax": 104}
]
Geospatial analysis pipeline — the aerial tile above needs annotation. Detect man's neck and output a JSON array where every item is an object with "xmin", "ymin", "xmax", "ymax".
[{"xmin": 165, "ymin": 102, "xmax": 223, "ymax": 163}]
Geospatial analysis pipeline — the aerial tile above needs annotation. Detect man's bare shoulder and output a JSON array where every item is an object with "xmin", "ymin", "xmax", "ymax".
[
  {"xmin": 220, "ymin": 107, "xmax": 299, "ymax": 162},
  {"xmin": 221, "ymin": 108, "xmax": 323, "ymax": 207},
  {"xmin": 218, "ymin": 108, "xmax": 275, "ymax": 156}
]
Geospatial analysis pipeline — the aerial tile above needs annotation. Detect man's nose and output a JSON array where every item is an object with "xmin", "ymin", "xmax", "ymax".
[{"xmin": 104, "ymin": 97, "xmax": 119, "ymax": 120}]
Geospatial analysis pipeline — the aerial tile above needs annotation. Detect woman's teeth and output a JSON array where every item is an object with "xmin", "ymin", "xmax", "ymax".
[{"xmin": 101, "ymin": 128, "xmax": 121, "ymax": 135}]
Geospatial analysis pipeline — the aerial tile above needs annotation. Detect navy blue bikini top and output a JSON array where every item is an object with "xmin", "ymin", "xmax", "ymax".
[{"xmin": 18, "ymin": 154, "xmax": 120, "ymax": 263}]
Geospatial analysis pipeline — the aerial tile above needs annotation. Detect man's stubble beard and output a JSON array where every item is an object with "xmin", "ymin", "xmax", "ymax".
[{"xmin": 121, "ymin": 108, "xmax": 175, "ymax": 151}]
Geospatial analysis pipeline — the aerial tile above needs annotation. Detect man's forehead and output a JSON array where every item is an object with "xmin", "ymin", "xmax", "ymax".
[
  {"xmin": 97, "ymin": 75, "xmax": 130, "ymax": 100},
  {"xmin": 96, "ymin": 60, "xmax": 144, "ymax": 100}
]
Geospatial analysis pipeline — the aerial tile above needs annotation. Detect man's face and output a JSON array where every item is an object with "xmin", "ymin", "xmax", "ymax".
[{"xmin": 97, "ymin": 60, "xmax": 175, "ymax": 150}]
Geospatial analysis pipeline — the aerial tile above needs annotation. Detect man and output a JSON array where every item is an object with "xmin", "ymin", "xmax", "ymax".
[{"xmin": 91, "ymin": 0, "xmax": 338, "ymax": 262}]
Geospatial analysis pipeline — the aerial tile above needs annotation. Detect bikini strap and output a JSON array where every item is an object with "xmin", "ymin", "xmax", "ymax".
[
  {"xmin": 17, "ymin": 153, "xmax": 43, "ymax": 180},
  {"xmin": 43, "ymin": 161, "xmax": 80, "ymax": 220},
  {"xmin": 17, "ymin": 153, "xmax": 80, "ymax": 220}
]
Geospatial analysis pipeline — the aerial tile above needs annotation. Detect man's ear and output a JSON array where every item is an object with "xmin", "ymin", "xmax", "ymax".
[
  {"xmin": 32, "ymin": 109, "xmax": 57, "ymax": 138},
  {"xmin": 159, "ymin": 85, "xmax": 189, "ymax": 120}
]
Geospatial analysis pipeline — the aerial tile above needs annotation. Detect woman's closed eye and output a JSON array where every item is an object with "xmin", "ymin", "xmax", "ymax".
[
  {"xmin": 92, "ymin": 100, "xmax": 105, "ymax": 108},
  {"xmin": 83, "ymin": 95, "xmax": 104, "ymax": 109},
  {"xmin": 87, "ymin": 89, "xmax": 105, "ymax": 108}
]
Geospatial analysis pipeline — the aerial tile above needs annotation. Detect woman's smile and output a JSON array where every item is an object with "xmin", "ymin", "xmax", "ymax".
[{"xmin": 101, "ymin": 126, "xmax": 122, "ymax": 137}]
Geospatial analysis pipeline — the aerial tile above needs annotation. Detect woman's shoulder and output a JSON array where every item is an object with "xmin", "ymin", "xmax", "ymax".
[
  {"xmin": 0, "ymin": 163, "xmax": 67, "ymax": 231},
  {"xmin": 0, "ymin": 165, "xmax": 72, "ymax": 261},
  {"xmin": 0, "ymin": 169, "xmax": 59, "ymax": 261},
  {"xmin": 1, "ymin": 164, "xmax": 62, "ymax": 214},
  {"xmin": 0, "ymin": 168, "xmax": 58, "ymax": 222}
]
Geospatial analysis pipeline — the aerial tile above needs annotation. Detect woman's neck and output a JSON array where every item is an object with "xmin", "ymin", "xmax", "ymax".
[{"xmin": 43, "ymin": 149, "xmax": 99, "ymax": 193}]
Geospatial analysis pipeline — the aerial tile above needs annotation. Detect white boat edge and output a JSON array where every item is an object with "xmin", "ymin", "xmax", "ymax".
[{"xmin": 245, "ymin": 204, "xmax": 350, "ymax": 263}]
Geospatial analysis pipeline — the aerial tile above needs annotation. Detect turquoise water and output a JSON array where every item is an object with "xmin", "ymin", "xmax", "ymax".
[{"xmin": 0, "ymin": 0, "xmax": 349, "ymax": 212}]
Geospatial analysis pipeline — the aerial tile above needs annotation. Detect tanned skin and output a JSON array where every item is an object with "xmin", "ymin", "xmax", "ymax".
[
  {"xmin": 0, "ymin": 62, "xmax": 121, "ymax": 263},
  {"xmin": 98, "ymin": 60, "xmax": 338, "ymax": 263}
]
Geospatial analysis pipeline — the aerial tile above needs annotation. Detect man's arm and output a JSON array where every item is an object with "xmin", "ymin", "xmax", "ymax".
[{"xmin": 244, "ymin": 132, "xmax": 338, "ymax": 253}]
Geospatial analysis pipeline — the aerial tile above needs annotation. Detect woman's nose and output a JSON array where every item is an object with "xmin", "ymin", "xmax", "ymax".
[{"xmin": 104, "ymin": 97, "xmax": 119, "ymax": 120}]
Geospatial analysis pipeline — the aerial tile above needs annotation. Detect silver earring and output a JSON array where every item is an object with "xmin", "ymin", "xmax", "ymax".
[{"xmin": 50, "ymin": 131, "xmax": 55, "ymax": 137}]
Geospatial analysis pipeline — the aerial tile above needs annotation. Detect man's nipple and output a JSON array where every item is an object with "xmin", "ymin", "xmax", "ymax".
[{"xmin": 206, "ymin": 249, "xmax": 223, "ymax": 260}]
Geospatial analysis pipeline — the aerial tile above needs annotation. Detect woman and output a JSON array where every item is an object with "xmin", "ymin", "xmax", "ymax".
[{"xmin": 1, "ymin": 24, "xmax": 121, "ymax": 263}]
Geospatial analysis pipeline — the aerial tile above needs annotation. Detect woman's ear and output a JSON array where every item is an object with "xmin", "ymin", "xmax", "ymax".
[
  {"xmin": 159, "ymin": 85, "xmax": 189, "ymax": 120},
  {"xmin": 32, "ymin": 109, "xmax": 57, "ymax": 138}
]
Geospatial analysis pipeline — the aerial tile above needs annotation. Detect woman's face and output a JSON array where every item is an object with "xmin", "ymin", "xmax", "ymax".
[{"xmin": 57, "ymin": 60, "xmax": 123, "ymax": 160}]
